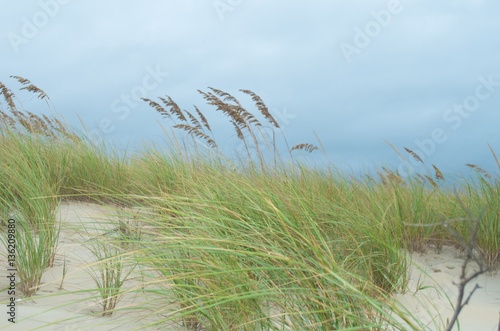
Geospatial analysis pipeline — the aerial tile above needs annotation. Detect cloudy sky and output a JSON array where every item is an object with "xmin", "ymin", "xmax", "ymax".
[{"xmin": 1, "ymin": 0, "xmax": 499, "ymax": 178}]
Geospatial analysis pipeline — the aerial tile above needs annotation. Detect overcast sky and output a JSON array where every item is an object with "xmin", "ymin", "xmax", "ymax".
[{"xmin": 1, "ymin": 0, "xmax": 499, "ymax": 178}]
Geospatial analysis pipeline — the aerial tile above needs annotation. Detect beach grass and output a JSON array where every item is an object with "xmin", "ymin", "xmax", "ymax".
[{"xmin": 0, "ymin": 77, "xmax": 499, "ymax": 329}]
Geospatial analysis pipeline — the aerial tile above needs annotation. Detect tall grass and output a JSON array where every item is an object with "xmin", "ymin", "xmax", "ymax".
[
  {"xmin": 460, "ymin": 163, "xmax": 500, "ymax": 266},
  {"xmin": 0, "ymin": 77, "xmax": 499, "ymax": 329},
  {"xmin": 130, "ymin": 173, "xmax": 412, "ymax": 329},
  {"xmin": 0, "ymin": 80, "xmax": 65, "ymax": 294}
]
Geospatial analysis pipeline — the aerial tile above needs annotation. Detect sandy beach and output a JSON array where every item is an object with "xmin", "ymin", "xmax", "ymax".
[
  {"xmin": 0, "ymin": 202, "xmax": 169, "ymax": 330},
  {"xmin": 1, "ymin": 202, "xmax": 499, "ymax": 330},
  {"xmin": 396, "ymin": 246, "xmax": 500, "ymax": 330}
]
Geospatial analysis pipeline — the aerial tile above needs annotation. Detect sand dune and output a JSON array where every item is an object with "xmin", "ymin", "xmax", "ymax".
[
  {"xmin": 1, "ymin": 202, "xmax": 499, "ymax": 330},
  {"xmin": 396, "ymin": 246, "xmax": 500, "ymax": 331}
]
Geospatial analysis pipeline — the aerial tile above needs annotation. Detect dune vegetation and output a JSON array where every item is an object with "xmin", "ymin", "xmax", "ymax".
[{"xmin": 0, "ymin": 77, "xmax": 499, "ymax": 330}]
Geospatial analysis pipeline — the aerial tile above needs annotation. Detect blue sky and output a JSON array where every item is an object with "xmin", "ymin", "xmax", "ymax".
[{"xmin": 1, "ymin": 0, "xmax": 499, "ymax": 178}]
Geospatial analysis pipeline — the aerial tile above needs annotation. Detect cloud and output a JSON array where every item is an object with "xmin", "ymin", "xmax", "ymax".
[{"xmin": 1, "ymin": 0, "xmax": 499, "ymax": 176}]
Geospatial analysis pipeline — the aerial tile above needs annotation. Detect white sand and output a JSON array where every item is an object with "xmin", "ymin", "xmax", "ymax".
[
  {"xmin": 0, "ymin": 202, "xmax": 174, "ymax": 331},
  {"xmin": 1, "ymin": 202, "xmax": 499, "ymax": 330},
  {"xmin": 395, "ymin": 246, "xmax": 500, "ymax": 331}
]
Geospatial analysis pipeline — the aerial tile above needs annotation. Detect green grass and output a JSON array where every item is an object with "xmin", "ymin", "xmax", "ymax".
[
  {"xmin": 85, "ymin": 235, "xmax": 136, "ymax": 317},
  {"xmin": 0, "ymin": 78, "xmax": 499, "ymax": 329},
  {"xmin": 0, "ymin": 131, "xmax": 61, "ymax": 295}
]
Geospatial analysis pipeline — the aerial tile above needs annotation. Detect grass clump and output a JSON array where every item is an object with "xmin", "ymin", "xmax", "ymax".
[
  {"xmin": 0, "ymin": 78, "xmax": 65, "ymax": 295},
  {"xmin": 134, "ymin": 184, "xmax": 410, "ymax": 329},
  {"xmin": 459, "ymin": 162, "xmax": 500, "ymax": 267},
  {"xmin": 85, "ymin": 236, "xmax": 135, "ymax": 317},
  {"xmin": 0, "ymin": 214, "xmax": 53, "ymax": 297}
]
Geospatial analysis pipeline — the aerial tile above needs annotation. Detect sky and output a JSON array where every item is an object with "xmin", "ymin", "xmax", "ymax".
[{"xmin": 1, "ymin": 0, "xmax": 499, "ymax": 179}]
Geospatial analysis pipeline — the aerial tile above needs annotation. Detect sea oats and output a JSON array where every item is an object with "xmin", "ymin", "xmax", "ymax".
[
  {"xmin": 11, "ymin": 76, "xmax": 48, "ymax": 100},
  {"xmin": 10, "ymin": 75, "xmax": 30, "ymax": 85},
  {"xmin": 52, "ymin": 116, "xmax": 67, "ymax": 133},
  {"xmin": 231, "ymin": 120, "xmax": 244, "ymax": 140},
  {"xmin": 425, "ymin": 175, "xmax": 438, "ymax": 188},
  {"xmin": 141, "ymin": 97, "xmax": 170, "ymax": 119},
  {"xmin": 240, "ymin": 89, "xmax": 279, "ymax": 128},
  {"xmin": 144, "ymin": 88, "xmax": 321, "ymax": 171},
  {"xmin": 466, "ymin": 164, "xmax": 491, "ymax": 178},
  {"xmin": 404, "ymin": 147, "xmax": 423, "ymax": 163},
  {"xmin": 11, "ymin": 109, "xmax": 32, "ymax": 132},
  {"xmin": 26, "ymin": 111, "xmax": 48, "ymax": 135},
  {"xmin": 432, "ymin": 164, "xmax": 444, "ymax": 181},
  {"xmin": 199, "ymin": 89, "xmax": 260, "ymax": 128},
  {"xmin": 21, "ymin": 84, "xmax": 48, "ymax": 100},
  {"xmin": 42, "ymin": 114, "xmax": 57, "ymax": 131},
  {"xmin": 194, "ymin": 106, "xmax": 211, "ymax": 131},
  {"xmin": 159, "ymin": 96, "xmax": 187, "ymax": 122},
  {"xmin": 235, "ymin": 106, "xmax": 262, "ymax": 129},
  {"xmin": 0, "ymin": 110, "xmax": 16, "ymax": 128},
  {"xmin": 174, "ymin": 124, "xmax": 217, "ymax": 148},
  {"xmin": 290, "ymin": 143, "xmax": 318, "ymax": 153},
  {"xmin": 0, "ymin": 82, "xmax": 17, "ymax": 111},
  {"xmin": 198, "ymin": 90, "xmax": 245, "ymax": 127},
  {"xmin": 208, "ymin": 87, "xmax": 241, "ymax": 106},
  {"xmin": 184, "ymin": 109, "xmax": 202, "ymax": 130}
]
